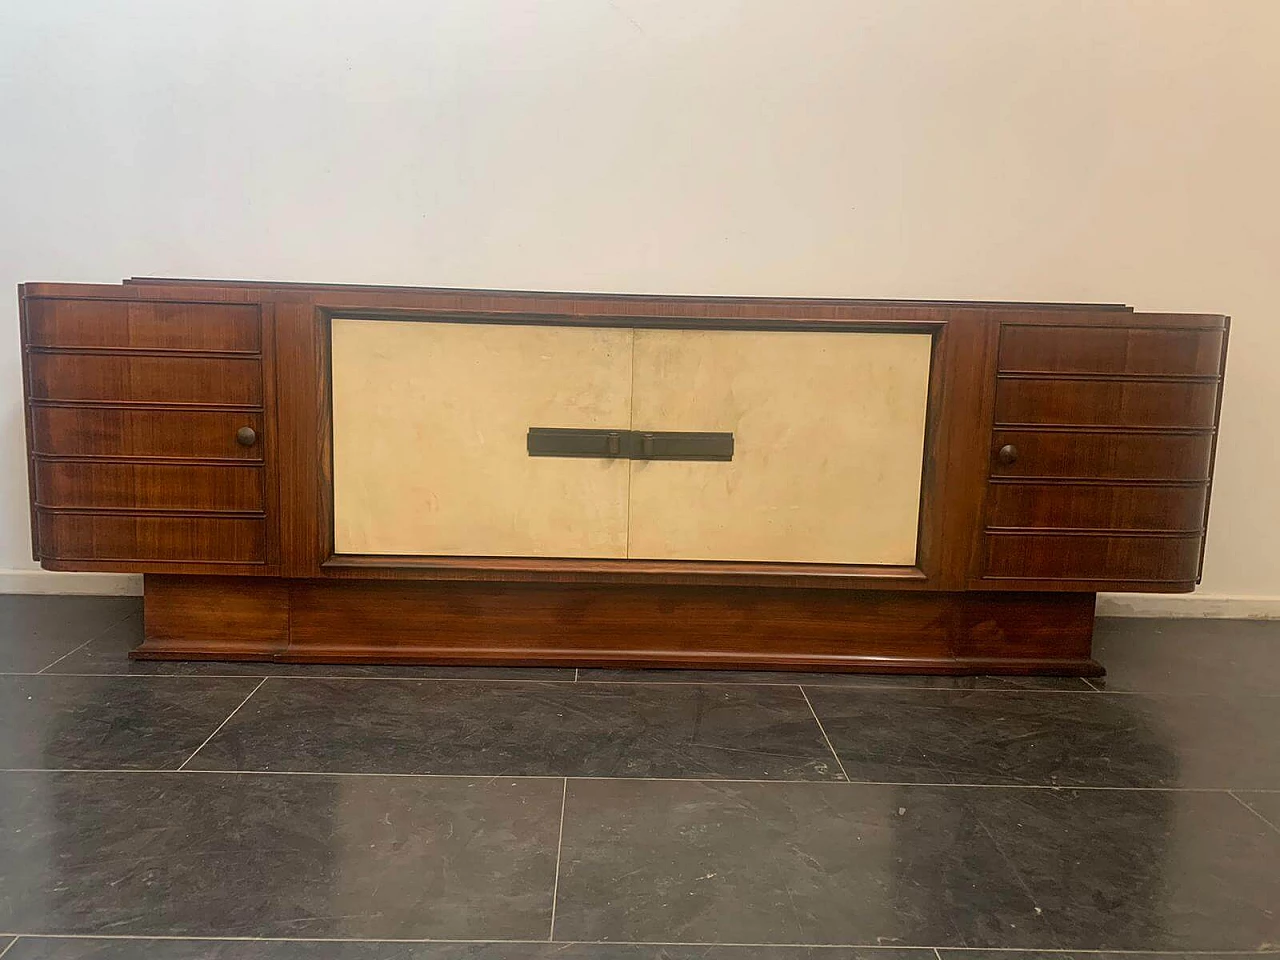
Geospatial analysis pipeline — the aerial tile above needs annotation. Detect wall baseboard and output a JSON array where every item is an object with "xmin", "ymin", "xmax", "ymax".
[
  {"xmin": 0, "ymin": 571, "xmax": 1276, "ymax": 619},
  {"xmin": 1096, "ymin": 592, "xmax": 1280, "ymax": 620},
  {"xmin": 0, "ymin": 570, "xmax": 142, "ymax": 596}
]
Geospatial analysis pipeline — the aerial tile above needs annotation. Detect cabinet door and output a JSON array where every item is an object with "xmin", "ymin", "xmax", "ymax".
[
  {"xmin": 627, "ymin": 329, "xmax": 933, "ymax": 565},
  {"xmin": 23, "ymin": 295, "xmax": 271, "ymax": 571},
  {"xmin": 330, "ymin": 318, "xmax": 632, "ymax": 558}
]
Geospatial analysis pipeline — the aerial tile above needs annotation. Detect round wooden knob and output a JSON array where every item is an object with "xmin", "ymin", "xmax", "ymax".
[
  {"xmin": 997, "ymin": 443, "xmax": 1018, "ymax": 465},
  {"xmin": 236, "ymin": 426, "xmax": 258, "ymax": 447}
]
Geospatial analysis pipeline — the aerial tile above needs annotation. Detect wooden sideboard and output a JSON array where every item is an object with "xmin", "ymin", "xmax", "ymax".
[{"xmin": 18, "ymin": 279, "xmax": 1230, "ymax": 675}]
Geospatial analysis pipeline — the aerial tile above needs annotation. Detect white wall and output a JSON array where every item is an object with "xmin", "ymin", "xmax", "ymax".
[{"xmin": 2, "ymin": 0, "xmax": 1278, "ymax": 613}]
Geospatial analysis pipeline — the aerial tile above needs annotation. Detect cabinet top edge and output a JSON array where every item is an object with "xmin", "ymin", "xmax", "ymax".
[
  {"xmin": 18, "ymin": 279, "xmax": 1227, "ymax": 328},
  {"xmin": 15, "ymin": 278, "xmax": 1137, "ymax": 313}
]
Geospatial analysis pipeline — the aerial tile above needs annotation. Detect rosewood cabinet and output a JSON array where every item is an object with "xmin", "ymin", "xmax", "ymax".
[{"xmin": 18, "ymin": 279, "xmax": 1230, "ymax": 675}]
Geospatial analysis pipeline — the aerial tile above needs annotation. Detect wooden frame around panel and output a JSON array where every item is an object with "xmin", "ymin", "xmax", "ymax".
[{"xmin": 301, "ymin": 305, "xmax": 973, "ymax": 589}]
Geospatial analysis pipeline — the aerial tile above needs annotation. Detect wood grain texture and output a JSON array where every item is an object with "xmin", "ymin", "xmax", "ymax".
[
  {"xmin": 16, "ymin": 279, "xmax": 1233, "ymax": 672},
  {"xmin": 18, "ymin": 287, "xmax": 41, "ymax": 561},
  {"xmin": 983, "ymin": 532, "xmax": 1202, "ymax": 582},
  {"xmin": 30, "ymin": 407, "xmax": 264, "ymax": 460},
  {"xmin": 321, "ymin": 555, "xmax": 928, "ymax": 589},
  {"xmin": 132, "ymin": 575, "xmax": 1099, "ymax": 675},
  {"xmin": 142, "ymin": 575, "xmax": 289, "ymax": 657},
  {"xmin": 986, "ymin": 482, "xmax": 1208, "ymax": 532},
  {"xmin": 989, "ymin": 429, "xmax": 1214, "ymax": 481},
  {"xmin": 994, "ymin": 378, "xmax": 1220, "ymax": 428},
  {"xmin": 27, "ymin": 353, "xmax": 262, "ymax": 405},
  {"xmin": 34, "ymin": 460, "xmax": 265, "ymax": 512},
  {"xmin": 998, "ymin": 325, "xmax": 1224, "ymax": 377},
  {"xmin": 23, "ymin": 299, "xmax": 261, "ymax": 352},
  {"xmin": 37, "ymin": 514, "xmax": 266, "ymax": 564}
]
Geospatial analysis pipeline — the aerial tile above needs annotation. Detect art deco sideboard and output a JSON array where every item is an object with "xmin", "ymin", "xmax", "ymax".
[{"xmin": 17, "ymin": 279, "xmax": 1230, "ymax": 674}]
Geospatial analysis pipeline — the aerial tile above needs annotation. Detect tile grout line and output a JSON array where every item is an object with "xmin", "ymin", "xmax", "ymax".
[
  {"xmin": 1, "ymin": 767, "xmax": 1273, "ymax": 792},
  {"xmin": 1082, "ymin": 677, "xmax": 1102, "ymax": 691},
  {"xmin": 933, "ymin": 948, "xmax": 945, "ymax": 960},
  {"xmin": 1227, "ymin": 789, "xmax": 1280, "ymax": 836},
  {"xmin": 12, "ymin": 667, "xmax": 1279, "ymax": 700},
  {"xmin": 0, "ymin": 936, "xmax": 14, "ymax": 958},
  {"xmin": 2, "ymin": 669, "xmax": 1188, "ymax": 694},
  {"xmin": 34, "ymin": 606, "xmax": 137, "ymax": 675},
  {"xmin": 176, "ymin": 678, "xmax": 268, "ymax": 771},
  {"xmin": 0, "ymin": 935, "xmax": 1268, "ymax": 952},
  {"xmin": 547, "ymin": 777, "xmax": 569, "ymax": 941},
  {"xmin": 798, "ymin": 685, "xmax": 851, "ymax": 782}
]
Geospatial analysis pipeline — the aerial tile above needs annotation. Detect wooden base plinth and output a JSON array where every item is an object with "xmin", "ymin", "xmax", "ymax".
[{"xmin": 135, "ymin": 575, "xmax": 1102, "ymax": 676}]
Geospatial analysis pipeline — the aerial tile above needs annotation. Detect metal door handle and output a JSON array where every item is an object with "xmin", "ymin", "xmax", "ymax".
[{"xmin": 528, "ymin": 428, "xmax": 733, "ymax": 461}]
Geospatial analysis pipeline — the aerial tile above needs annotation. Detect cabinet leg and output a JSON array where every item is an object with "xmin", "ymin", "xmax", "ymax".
[{"xmin": 133, "ymin": 575, "xmax": 290, "ymax": 661}]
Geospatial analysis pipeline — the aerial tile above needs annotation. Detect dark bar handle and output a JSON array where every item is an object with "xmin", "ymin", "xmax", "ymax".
[
  {"xmin": 527, "ymin": 427, "xmax": 626, "ymax": 459},
  {"xmin": 635, "ymin": 430, "xmax": 733, "ymax": 461},
  {"xmin": 527, "ymin": 428, "xmax": 733, "ymax": 461}
]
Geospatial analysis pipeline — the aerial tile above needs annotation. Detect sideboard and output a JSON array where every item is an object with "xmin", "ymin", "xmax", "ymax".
[{"xmin": 17, "ymin": 279, "xmax": 1230, "ymax": 674}]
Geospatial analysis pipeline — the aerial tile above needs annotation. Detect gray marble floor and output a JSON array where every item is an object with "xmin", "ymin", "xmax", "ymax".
[{"xmin": 1, "ymin": 596, "xmax": 1278, "ymax": 959}]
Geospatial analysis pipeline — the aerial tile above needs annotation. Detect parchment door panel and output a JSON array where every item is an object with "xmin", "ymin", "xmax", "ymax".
[
  {"xmin": 331, "ymin": 318, "xmax": 632, "ymax": 558},
  {"xmin": 627, "ymin": 329, "xmax": 933, "ymax": 564}
]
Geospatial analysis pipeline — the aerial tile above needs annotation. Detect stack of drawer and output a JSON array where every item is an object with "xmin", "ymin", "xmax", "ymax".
[
  {"xmin": 979, "ymin": 320, "xmax": 1227, "ymax": 587},
  {"xmin": 22, "ymin": 297, "xmax": 269, "ymax": 567}
]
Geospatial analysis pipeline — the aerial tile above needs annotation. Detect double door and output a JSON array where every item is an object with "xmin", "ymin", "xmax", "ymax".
[{"xmin": 330, "ymin": 316, "xmax": 932, "ymax": 565}]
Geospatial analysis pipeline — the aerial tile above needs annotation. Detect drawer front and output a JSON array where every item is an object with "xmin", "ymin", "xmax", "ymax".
[
  {"xmin": 28, "ymin": 354, "xmax": 261, "ymax": 405},
  {"xmin": 34, "ymin": 461, "xmax": 265, "ymax": 512},
  {"xmin": 990, "ymin": 430, "xmax": 1214, "ymax": 481},
  {"xmin": 24, "ymin": 299, "xmax": 261, "ymax": 353},
  {"xmin": 995, "ymin": 378, "xmax": 1219, "ymax": 428},
  {"xmin": 31, "ymin": 408, "xmax": 263, "ymax": 460},
  {"xmin": 986, "ymin": 482, "xmax": 1207, "ymax": 532},
  {"xmin": 984, "ymin": 533, "xmax": 1202, "ymax": 582},
  {"xmin": 999, "ymin": 326, "xmax": 1224, "ymax": 376},
  {"xmin": 37, "ymin": 513, "xmax": 266, "ymax": 563}
]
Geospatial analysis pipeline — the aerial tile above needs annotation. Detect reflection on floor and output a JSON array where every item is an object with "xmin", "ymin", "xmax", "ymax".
[{"xmin": 0, "ymin": 595, "xmax": 1278, "ymax": 958}]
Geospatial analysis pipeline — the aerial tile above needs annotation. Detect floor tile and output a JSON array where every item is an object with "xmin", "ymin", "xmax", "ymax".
[
  {"xmin": 1091, "ymin": 617, "xmax": 1280, "ymax": 695},
  {"xmin": 578, "ymin": 668, "xmax": 1091, "ymax": 691},
  {"xmin": 0, "ymin": 771, "xmax": 561, "ymax": 939},
  {"xmin": 941, "ymin": 953, "xmax": 1280, "ymax": 960},
  {"xmin": 963, "ymin": 788, "xmax": 1280, "ymax": 950},
  {"xmin": 804, "ymin": 686, "xmax": 1280, "ymax": 788},
  {"xmin": 555, "ymin": 779, "xmax": 1055, "ymax": 948},
  {"xmin": 185, "ymin": 679, "xmax": 841, "ymax": 780},
  {"xmin": 0, "ymin": 675, "xmax": 262, "ymax": 770},
  {"xmin": 0, "ymin": 596, "xmax": 138, "ymax": 673},
  {"xmin": 554, "ymin": 780, "xmax": 1280, "ymax": 950},
  {"xmin": 2, "ymin": 941, "xmax": 933, "ymax": 959},
  {"xmin": 46, "ymin": 615, "xmax": 575, "ymax": 681},
  {"xmin": 1234, "ymin": 791, "xmax": 1280, "ymax": 833}
]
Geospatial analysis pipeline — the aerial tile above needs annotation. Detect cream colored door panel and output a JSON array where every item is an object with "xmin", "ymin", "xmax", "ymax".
[
  {"xmin": 628, "ymin": 329, "xmax": 932, "ymax": 564},
  {"xmin": 331, "ymin": 318, "xmax": 632, "ymax": 558}
]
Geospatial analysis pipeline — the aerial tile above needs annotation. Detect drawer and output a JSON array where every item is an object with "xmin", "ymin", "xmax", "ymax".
[
  {"xmin": 999, "ymin": 325, "xmax": 1224, "ymax": 376},
  {"xmin": 990, "ymin": 430, "xmax": 1214, "ymax": 480},
  {"xmin": 36, "ymin": 512, "xmax": 265, "ymax": 563},
  {"xmin": 30, "ymin": 408, "xmax": 263, "ymax": 460},
  {"xmin": 995, "ymin": 378, "xmax": 1219, "ymax": 428},
  {"xmin": 986, "ymin": 482, "xmax": 1207, "ymax": 532},
  {"xmin": 34, "ymin": 461, "xmax": 264, "ymax": 512},
  {"xmin": 983, "ymin": 533, "xmax": 1201, "ymax": 582},
  {"xmin": 28, "ymin": 354, "xmax": 262, "ymax": 405},
  {"xmin": 24, "ymin": 299, "xmax": 261, "ymax": 353}
]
